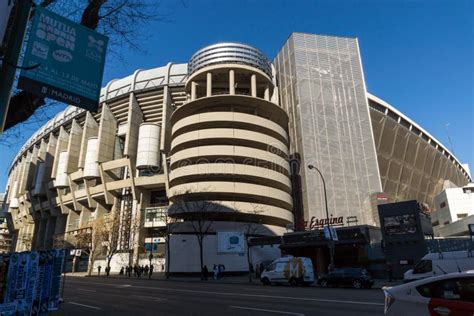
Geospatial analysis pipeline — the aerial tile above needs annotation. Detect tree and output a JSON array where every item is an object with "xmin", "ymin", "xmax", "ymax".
[
  {"xmin": 86, "ymin": 216, "xmax": 106, "ymax": 276},
  {"xmin": 236, "ymin": 204, "xmax": 266, "ymax": 283},
  {"xmin": 2, "ymin": 0, "xmax": 167, "ymax": 132},
  {"xmin": 170, "ymin": 192, "xmax": 221, "ymax": 280},
  {"xmin": 158, "ymin": 209, "xmax": 179, "ymax": 279},
  {"xmin": 102, "ymin": 210, "xmax": 121, "ymax": 273}
]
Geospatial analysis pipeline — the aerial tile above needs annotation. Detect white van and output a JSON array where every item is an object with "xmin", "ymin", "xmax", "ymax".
[
  {"xmin": 260, "ymin": 256, "xmax": 314, "ymax": 286},
  {"xmin": 404, "ymin": 251, "xmax": 474, "ymax": 282}
]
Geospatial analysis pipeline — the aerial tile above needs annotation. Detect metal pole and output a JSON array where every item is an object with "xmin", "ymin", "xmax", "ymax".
[
  {"xmin": 0, "ymin": 0, "xmax": 32, "ymax": 133},
  {"xmin": 308, "ymin": 164, "xmax": 335, "ymax": 269}
]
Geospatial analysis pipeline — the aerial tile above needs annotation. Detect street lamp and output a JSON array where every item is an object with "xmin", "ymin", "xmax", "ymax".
[{"xmin": 307, "ymin": 164, "xmax": 335, "ymax": 270}]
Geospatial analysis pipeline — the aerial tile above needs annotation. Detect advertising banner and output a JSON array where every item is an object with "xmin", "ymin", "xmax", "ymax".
[
  {"xmin": 217, "ymin": 232, "xmax": 245, "ymax": 253},
  {"xmin": 31, "ymin": 251, "xmax": 47, "ymax": 316},
  {"xmin": 12, "ymin": 252, "xmax": 29, "ymax": 314},
  {"xmin": 5, "ymin": 253, "xmax": 19, "ymax": 304},
  {"xmin": 48, "ymin": 249, "xmax": 64, "ymax": 311},
  {"xmin": 18, "ymin": 6, "xmax": 108, "ymax": 112},
  {"xmin": 0, "ymin": 0, "xmax": 14, "ymax": 49},
  {"xmin": 39, "ymin": 251, "xmax": 54, "ymax": 314},
  {"xmin": 21, "ymin": 252, "xmax": 39, "ymax": 315},
  {"xmin": 0, "ymin": 254, "xmax": 10, "ymax": 304}
]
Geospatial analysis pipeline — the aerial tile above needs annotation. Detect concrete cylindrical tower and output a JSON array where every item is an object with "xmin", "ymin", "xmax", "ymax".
[
  {"xmin": 9, "ymin": 180, "xmax": 19, "ymax": 209},
  {"xmin": 32, "ymin": 161, "xmax": 46, "ymax": 196},
  {"xmin": 55, "ymin": 151, "xmax": 69, "ymax": 188},
  {"xmin": 136, "ymin": 123, "xmax": 161, "ymax": 170},
  {"xmin": 83, "ymin": 137, "xmax": 100, "ymax": 179},
  {"xmin": 168, "ymin": 43, "xmax": 293, "ymax": 272}
]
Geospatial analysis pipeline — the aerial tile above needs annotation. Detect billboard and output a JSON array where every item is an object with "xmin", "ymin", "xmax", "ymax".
[
  {"xmin": 383, "ymin": 214, "xmax": 417, "ymax": 236},
  {"xmin": 217, "ymin": 232, "xmax": 245, "ymax": 253},
  {"xmin": 18, "ymin": 6, "xmax": 108, "ymax": 112}
]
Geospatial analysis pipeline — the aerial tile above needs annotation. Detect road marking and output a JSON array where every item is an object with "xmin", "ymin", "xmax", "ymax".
[
  {"xmin": 66, "ymin": 279, "xmax": 384, "ymax": 307},
  {"xmin": 76, "ymin": 288, "xmax": 96, "ymax": 292},
  {"xmin": 118, "ymin": 284, "xmax": 132, "ymax": 287},
  {"xmin": 67, "ymin": 301, "xmax": 101, "ymax": 310},
  {"xmin": 230, "ymin": 305, "xmax": 304, "ymax": 315},
  {"xmin": 131, "ymin": 294, "xmax": 167, "ymax": 302}
]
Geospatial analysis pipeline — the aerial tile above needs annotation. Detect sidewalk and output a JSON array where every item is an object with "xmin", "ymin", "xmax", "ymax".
[{"xmin": 66, "ymin": 272, "xmax": 402, "ymax": 289}]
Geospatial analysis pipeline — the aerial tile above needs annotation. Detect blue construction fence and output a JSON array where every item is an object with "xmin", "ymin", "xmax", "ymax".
[{"xmin": 0, "ymin": 249, "xmax": 65, "ymax": 315}]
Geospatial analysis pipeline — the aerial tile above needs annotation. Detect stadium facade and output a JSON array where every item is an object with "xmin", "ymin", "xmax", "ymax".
[{"xmin": 2, "ymin": 33, "xmax": 471, "ymax": 272}]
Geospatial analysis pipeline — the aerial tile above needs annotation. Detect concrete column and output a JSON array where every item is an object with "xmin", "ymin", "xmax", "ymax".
[
  {"xmin": 36, "ymin": 218, "xmax": 47, "ymax": 250},
  {"xmin": 229, "ymin": 69, "xmax": 235, "ymax": 95},
  {"xmin": 251, "ymin": 74, "xmax": 257, "ymax": 97},
  {"xmin": 54, "ymin": 214, "xmax": 67, "ymax": 235},
  {"xmin": 44, "ymin": 217, "xmax": 56, "ymax": 249},
  {"xmin": 264, "ymin": 85, "xmax": 270, "ymax": 101},
  {"xmin": 206, "ymin": 72, "xmax": 212, "ymax": 97},
  {"xmin": 191, "ymin": 81, "xmax": 197, "ymax": 101}
]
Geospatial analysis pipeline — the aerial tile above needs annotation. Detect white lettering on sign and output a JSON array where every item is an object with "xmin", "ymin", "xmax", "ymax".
[
  {"xmin": 36, "ymin": 13, "xmax": 76, "ymax": 51},
  {"xmin": 50, "ymin": 89, "xmax": 81, "ymax": 105}
]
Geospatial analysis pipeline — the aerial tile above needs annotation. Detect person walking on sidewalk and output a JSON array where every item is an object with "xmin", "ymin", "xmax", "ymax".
[
  {"xmin": 105, "ymin": 266, "xmax": 110, "ymax": 277},
  {"xmin": 387, "ymin": 262, "xmax": 394, "ymax": 282},
  {"xmin": 255, "ymin": 263, "xmax": 260, "ymax": 279},
  {"xmin": 213, "ymin": 264, "xmax": 218, "ymax": 280},
  {"xmin": 202, "ymin": 265, "xmax": 208, "ymax": 280},
  {"xmin": 97, "ymin": 265, "xmax": 102, "ymax": 276},
  {"xmin": 149, "ymin": 265, "xmax": 154, "ymax": 279}
]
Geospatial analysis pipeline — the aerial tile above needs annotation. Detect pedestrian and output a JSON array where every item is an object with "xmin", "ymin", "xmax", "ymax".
[
  {"xmin": 213, "ymin": 264, "xmax": 218, "ymax": 280},
  {"xmin": 97, "ymin": 265, "xmax": 101, "ymax": 276},
  {"xmin": 119, "ymin": 267, "xmax": 124, "ymax": 275},
  {"xmin": 387, "ymin": 262, "xmax": 393, "ymax": 282},
  {"xmin": 202, "ymin": 265, "xmax": 208, "ymax": 280},
  {"xmin": 134, "ymin": 265, "xmax": 138, "ymax": 278},
  {"xmin": 105, "ymin": 266, "xmax": 110, "ymax": 277},
  {"xmin": 149, "ymin": 265, "xmax": 154, "ymax": 279},
  {"xmin": 218, "ymin": 264, "xmax": 225, "ymax": 280},
  {"xmin": 144, "ymin": 265, "xmax": 149, "ymax": 276},
  {"xmin": 255, "ymin": 263, "xmax": 260, "ymax": 279}
]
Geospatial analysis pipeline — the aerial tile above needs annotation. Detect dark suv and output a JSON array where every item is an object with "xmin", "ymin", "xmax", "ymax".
[{"xmin": 318, "ymin": 268, "xmax": 373, "ymax": 289}]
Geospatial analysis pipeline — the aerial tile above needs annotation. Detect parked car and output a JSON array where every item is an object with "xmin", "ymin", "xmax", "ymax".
[
  {"xmin": 404, "ymin": 251, "xmax": 474, "ymax": 283},
  {"xmin": 260, "ymin": 256, "xmax": 314, "ymax": 286},
  {"xmin": 384, "ymin": 271, "xmax": 474, "ymax": 315},
  {"xmin": 318, "ymin": 268, "xmax": 373, "ymax": 289}
]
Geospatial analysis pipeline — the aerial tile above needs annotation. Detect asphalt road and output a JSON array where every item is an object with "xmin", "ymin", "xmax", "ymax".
[{"xmin": 57, "ymin": 276, "xmax": 385, "ymax": 315}]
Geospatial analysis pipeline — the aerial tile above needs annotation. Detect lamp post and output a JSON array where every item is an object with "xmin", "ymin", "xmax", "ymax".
[{"xmin": 307, "ymin": 164, "xmax": 335, "ymax": 270}]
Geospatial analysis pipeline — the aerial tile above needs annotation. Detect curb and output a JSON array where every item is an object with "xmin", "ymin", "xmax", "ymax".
[{"xmin": 68, "ymin": 274, "xmax": 396, "ymax": 289}]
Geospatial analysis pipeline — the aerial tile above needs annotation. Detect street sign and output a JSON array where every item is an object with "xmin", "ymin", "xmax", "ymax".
[
  {"xmin": 324, "ymin": 226, "xmax": 339, "ymax": 241},
  {"xmin": 18, "ymin": 6, "xmax": 108, "ymax": 112}
]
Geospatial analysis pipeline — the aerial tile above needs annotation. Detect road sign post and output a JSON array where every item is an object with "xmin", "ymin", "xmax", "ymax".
[{"xmin": 0, "ymin": 0, "xmax": 32, "ymax": 133}]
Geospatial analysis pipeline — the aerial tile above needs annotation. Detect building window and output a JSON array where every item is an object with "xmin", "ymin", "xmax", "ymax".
[
  {"xmin": 457, "ymin": 213, "xmax": 468, "ymax": 220},
  {"xmin": 440, "ymin": 201, "xmax": 446, "ymax": 208}
]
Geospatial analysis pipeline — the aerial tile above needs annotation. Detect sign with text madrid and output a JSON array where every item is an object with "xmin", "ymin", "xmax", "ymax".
[{"xmin": 18, "ymin": 7, "xmax": 108, "ymax": 112}]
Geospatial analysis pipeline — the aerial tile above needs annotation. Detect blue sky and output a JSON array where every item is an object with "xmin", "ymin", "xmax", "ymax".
[{"xmin": 0, "ymin": 0, "xmax": 472, "ymax": 189}]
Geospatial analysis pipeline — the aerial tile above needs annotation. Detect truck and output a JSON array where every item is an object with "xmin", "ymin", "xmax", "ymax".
[
  {"xmin": 404, "ymin": 250, "xmax": 474, "ymax": 282},
  {"xmin": 260, "ymin": 256, "xmax": 314, "ymax": 286}
]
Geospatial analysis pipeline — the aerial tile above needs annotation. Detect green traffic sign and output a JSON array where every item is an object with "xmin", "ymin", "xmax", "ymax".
[{"xmin": 18, "ymin": 6, "xmax": 108, "ymax": 112}]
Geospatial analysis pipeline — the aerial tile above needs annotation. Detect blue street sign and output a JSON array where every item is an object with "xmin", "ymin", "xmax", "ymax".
[{"xmin": 18, "ymin": 6, "xmax": 108, "ymax": 112}]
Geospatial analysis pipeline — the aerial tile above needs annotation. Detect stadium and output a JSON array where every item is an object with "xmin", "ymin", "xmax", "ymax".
[{"xmin": 2, "ymin": 33, "xmax": 471, "ymax": 272}]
